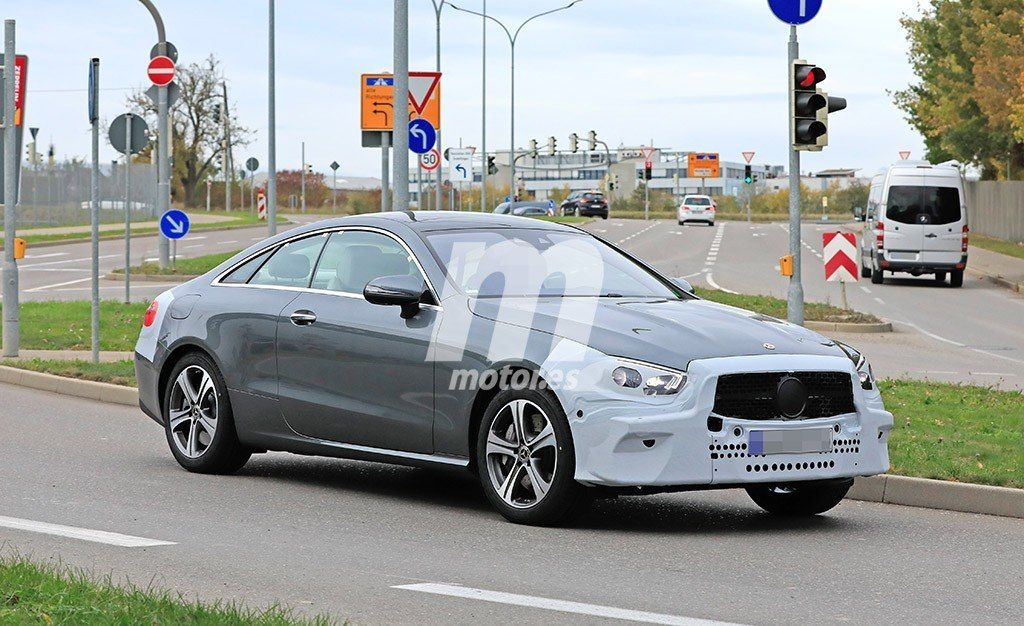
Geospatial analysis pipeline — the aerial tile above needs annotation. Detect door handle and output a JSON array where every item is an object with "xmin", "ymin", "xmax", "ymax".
[
  {"xmin": 289, "ymin": 310, "xmax": 317, "ymax": 326},
  {"xmin": 925, "ymin": 233, "xmax": 938, "ymax": 238}
]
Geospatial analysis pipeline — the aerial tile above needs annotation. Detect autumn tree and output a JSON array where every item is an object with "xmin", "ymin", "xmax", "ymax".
[
  {"xmin": 894, "ymin": 0, "xmax": 1024, "ymax": 178},
  {"xmin": 129, "ymin": 55, "xmax": 252, "ymax": 207}
]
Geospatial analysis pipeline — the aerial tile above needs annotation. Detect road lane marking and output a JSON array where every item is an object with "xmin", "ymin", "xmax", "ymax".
[
  {"xmin": 24, "ymin": 252, "xmax": 68, "ymax": 259},
  {"xmin": 393, "ymin": 583, "xmax": 743, "ymax": 626},
  {"xmin": 706, "ymin": 271, "xmax": 738, "ymax": 294},
  {"xmin": 617, "ymin": 222, "xmax": 659, "ymax": 245},
  {"xmin": 20, "ymin": 268, "xmax": 91, "ymax": 272},
  {"xmin": 860, "ymin": 286, "xmax": 871, "ymax": 293},
  {"xmin": 25, "ymin": 277, "xmax": 93, "ymax": 292},
  {"xmin": 0, "ymin": 515, "xmax": 175, "ymax": 548},
  {"xmin": 220, "ymin": 239, "xmax": 238, "ymax": 244},
  {"xmin": 891, "ymin": 318, "xmax": 1024, "ymax": 366},
  {"xmin": 21, "ymin": 254, "xmax": 119, "ymax": 269},
  {"xmin": 874, "ymin": 297, "xmax": 885, "ymax": 305}
]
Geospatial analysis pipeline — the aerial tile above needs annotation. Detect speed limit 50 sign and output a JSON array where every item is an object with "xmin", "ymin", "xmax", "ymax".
[{"xmin": 419, "ymin": 148, "xmax": 441, "ymax": 172}]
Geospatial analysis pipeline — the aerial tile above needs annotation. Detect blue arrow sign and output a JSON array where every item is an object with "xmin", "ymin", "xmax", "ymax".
[
  {"xmin": 767, "ymin": 0, "xmax": 822, "ymax": 25},
  {"xmin": 160, "ymin": 209, "xmax": 190, "ymax": 240},
  {"xmin": 408, "ymin": 119, "xmax": 437, "ymax": 154}
]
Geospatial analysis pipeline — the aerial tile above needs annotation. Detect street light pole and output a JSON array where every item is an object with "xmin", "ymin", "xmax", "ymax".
[
  {"xmin": 448, "ymin": 1, "xmax": 584, "ymax": 202},
  {"xmin": 136, "ymin": 0, "xmax": 171, "ymax": 268},
  {"xmin": 431, "ymin": 1, "xmax": 445, "ymax": 212},
  {"xmin": 393, "ymin": 0, "xmax": 410, "ymax": 211},
  {"xmin": 2, "ymin": 20, "xmax": 19, "ymax": 357},
  {"xmin": 267, "ymin": 0, "xmax": 278, "ymax": 235},
  {"xmin": 481, "ymin": 0, "xmax": 487, "ymax": 212}
]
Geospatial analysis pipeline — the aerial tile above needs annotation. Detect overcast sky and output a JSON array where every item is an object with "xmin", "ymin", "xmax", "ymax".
[{"xmin": 8, "ymin": 0, "xmax": 925, "ymax": 178}]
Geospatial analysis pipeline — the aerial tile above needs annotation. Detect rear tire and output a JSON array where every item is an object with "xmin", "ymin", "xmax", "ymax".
[
  {"xmin": 935, "ymin": 271, "xmax": 947, "ymax": 284},
  {"xmin": 163, "ymin": 352, "xmax": 251, "ymax": 475},
  {"xmin": 950, "ymin": 269, "xmax": 964, "ymax": 288},
  {"xmin": 860, "ymin": 259, "xmax": 871, "ymax": 279},
  {"xmin": 746, "ymin": 481, "xmax": 852, "ymax": 516},
  {"xmin": 870, "ymin": 265, "xmax": 884, "ymax": 285},
  {"xmin": 476, "ymin": 388, "xmax": 591, "ymax": 526}
]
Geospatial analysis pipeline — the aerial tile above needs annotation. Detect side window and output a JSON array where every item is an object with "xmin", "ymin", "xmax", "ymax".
[
  {"xmin": 221, "ymin": 248, "xmax": 274, "ymax": 284},
  {"xmin": 311, "ymin": 230, "xmax": 425, "ymax": 294},
  {"xmin": 248, "ymin": 234, "xmax": 327, "ymax": 288}
]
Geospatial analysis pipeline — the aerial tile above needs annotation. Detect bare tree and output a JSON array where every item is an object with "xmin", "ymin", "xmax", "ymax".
[{"xmin": 130, "ymin": 55, "xmax": 252, "ymax": 208}]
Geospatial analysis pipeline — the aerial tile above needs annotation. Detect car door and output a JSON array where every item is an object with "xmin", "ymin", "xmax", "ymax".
[
  {"xmin": 276, "ymin": 228, "xmax": 438, "ymax": 453},
  {"xmin": 919, "ymin": 185, "xmax": 964, "ymax": 264},
  {"xmin": 882, "ymin": 183, "xmax": 925, "ymax": 260}
]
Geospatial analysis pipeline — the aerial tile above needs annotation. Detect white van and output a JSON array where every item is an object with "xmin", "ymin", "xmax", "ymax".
[{"xmin": 859, "ymin": 161, "xmax": 969, "ymax": 287}]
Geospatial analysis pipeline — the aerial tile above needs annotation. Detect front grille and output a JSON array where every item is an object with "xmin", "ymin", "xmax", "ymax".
[{"xmin": 713, "ymin": 371, "xmax": 855, "ymax": 421}]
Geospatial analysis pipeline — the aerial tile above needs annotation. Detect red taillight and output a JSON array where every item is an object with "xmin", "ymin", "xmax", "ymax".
[
  {"xmin": 962, "ymin": 224, "xmax": 969, "ymax": 252},
  {"xmin": 875, "ymin": 220, "xmax": 884, "ymax": 250},
  {"xmin": 143, "ymin": 300, "xmax": 159, "ymax": 328}
]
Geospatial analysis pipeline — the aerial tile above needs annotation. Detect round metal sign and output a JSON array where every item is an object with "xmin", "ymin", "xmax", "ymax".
[
  {"xmin": 767, "ymin": 0, "xmax": 822, "ymax": 25},
  {"xmin": 245, "ymin": 157, "xmax": 260, "ymax": 172},
  {"xmin": 109, "ymin": 113, "xmax": 151, "ymax": 155}
]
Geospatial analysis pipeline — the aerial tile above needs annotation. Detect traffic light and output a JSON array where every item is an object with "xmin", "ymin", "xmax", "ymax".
[
  {"xmin": 487, "ymin": 156, "xmax": 498, "ymax": 175},
  {"xmin": 744, "ymin": 164, "xmax": 753, "ymax": 185},
  {"xmin": 212, "ymin": 103, "xmax": 221, "ymax": 125},
  {"xmin": 547, "ymin": 136, "xmax": 557, "ymax": 156},
  {"xmin": 305, "ymin": 164, "xmax": 314, "ymax": 175},
  {"xmin": 791, "ymin": 60, "xmax": 846, "ymax": 151},
  {"xmin": 569, "ymin": 133, "xmax": 579, "ymax": 153},
  {"xmin": 528, "ymin": 139, "xmax": 538, "ymax": 156},
  {"xmin": 587, "ymin": 130, "xmax": 597, "ymax": 151},
  {"xmin": 644, "ymin": 161, "xmax": 653, "ymax": 181}
]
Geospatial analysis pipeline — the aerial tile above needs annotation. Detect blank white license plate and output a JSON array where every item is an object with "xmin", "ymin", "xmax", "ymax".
[{"xmin": 748, "ymin": 428, "xmax": 832, "ymax": 455}]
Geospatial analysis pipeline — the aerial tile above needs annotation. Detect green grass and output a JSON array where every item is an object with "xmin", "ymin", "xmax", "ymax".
[
  {"xmin": 535, "ymin": 215, "xmax": 591, "ymax": 224},
  {"xmin": 118, "ymin": 250, "xmax": 239, "ymax": 276},
  {"xmin": 694, "ymin": 287, "xmax": 881, "ymax": 324},
  {"xmin": 881, "ymin": 379, "xmax": 1024, "ymax": 489},
  {"xmin": 0, "ymin": 556, "xmax": 332, "ymax": 625},
  {"xmin": 1, "ymin": 359, "xmax": 137, "ymax": 387},
  {"xmin": 970, "ymin": 233, "xmax": 1024, "ymax": 261},
  {"xmin": 0, "ymin": 301, "xmax": 146, "ymax": 351}
]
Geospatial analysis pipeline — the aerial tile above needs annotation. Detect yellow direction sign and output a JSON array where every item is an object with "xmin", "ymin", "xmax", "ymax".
[
  {"xmin": 688, "ymin": 152, "xmax": 720, "ymax": 179},
  {"xmin": 360, "ymin": 72, "xmax": 441, "ymax": 132}
]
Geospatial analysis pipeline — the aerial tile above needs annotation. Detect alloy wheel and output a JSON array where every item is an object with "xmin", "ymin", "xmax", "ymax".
[
  {"xmin": 168, "ymin": 365, "xmax": 219, "ymax": 459},
  {"xmin": 485, "ymin": 399, "xmax": 558, "ymax": 509}
]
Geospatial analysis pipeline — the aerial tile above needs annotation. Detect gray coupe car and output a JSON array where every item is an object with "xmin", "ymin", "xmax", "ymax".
[{"xmin": 136, "ymin": 211, "xmax": 892, "ymax": 525}]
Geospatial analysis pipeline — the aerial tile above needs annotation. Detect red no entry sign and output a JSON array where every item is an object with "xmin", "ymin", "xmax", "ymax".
[{"xmin": 147, "ymin": 55, "xmax": 175, "ymax": 87}]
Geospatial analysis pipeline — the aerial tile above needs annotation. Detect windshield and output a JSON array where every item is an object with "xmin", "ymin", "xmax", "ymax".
[
  {"xmin": 424, "ymin": 229, "xmax": 680, "ymax": 299},
  {"xmin": 493, "ymin": 204, "xmax": 511, "ymax": 215},
  {"xmin": 684, "ymin": 197, "xmax": 711, "ymax": 206},
  {"xmin": 886, "ymin": 186, "xmax": 961, "ymax": 225}
]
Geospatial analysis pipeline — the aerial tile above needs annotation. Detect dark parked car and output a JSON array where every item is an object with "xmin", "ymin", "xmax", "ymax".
[
  {"xmin": 560, "ymin": 191, "xmax": 609, "ymax": 219},
  {"xmin": 136, "ymin": 211, "xmax": 892, "ymax": 525},
  {"xmin": 493, "ymin": 201, "xmax": 555, "ymax": 217}
]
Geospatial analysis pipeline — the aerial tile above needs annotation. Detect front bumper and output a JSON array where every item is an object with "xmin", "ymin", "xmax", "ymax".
[{"xmin": 563, "ymin": 354, "xmax": 892, "ymax": 488}]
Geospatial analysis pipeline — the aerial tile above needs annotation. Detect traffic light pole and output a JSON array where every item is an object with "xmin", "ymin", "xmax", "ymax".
[
  {"xmin": 2, "ymin": 20, "xmax": 19, "ymax": 357},
  {"xmin": 786, "ymin": 24, "xmax": 804, "ymax": 326}
]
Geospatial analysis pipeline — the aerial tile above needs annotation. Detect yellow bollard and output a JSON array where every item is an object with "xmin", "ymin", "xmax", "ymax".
[
  {"xmin": 13, "ymin": 237, "xmax": 26, "ymax": 260},
  {"xmin": 779, "ymin": 254, "xmax": 793, "ymax": 277}
]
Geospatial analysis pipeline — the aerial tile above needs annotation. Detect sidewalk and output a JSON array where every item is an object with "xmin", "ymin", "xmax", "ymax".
[
  {"xmin": 969, "ymin": 246, "xmax": 1024, "ymax": 291},
  {"xmin": 2, "ymin": 350, "xmax": 133, "ymax": 362},
  {"xmin": 1, "ymin": 213, "xmax": 234, "ymax": 239}
]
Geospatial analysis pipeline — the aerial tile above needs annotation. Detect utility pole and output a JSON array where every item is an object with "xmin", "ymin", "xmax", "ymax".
[
  {"xmin": 300, "ymin": 141, "xmax": 306, "ymax": 213},
  {"xmin": 786, "ymin": 25, "xmax": 804, "ymax": 325},
  {"xmin": 480, "ymin": 0, "xmax": 487, "ymax": 213},
  {"xmin": 2, "ymin": 19, "xmax": 19, "ymax": 357},
  {"xmin": 89, "ymin": 58, "xmax": 100, "ymax": 364},
  {"xmin": 137, "ymin": 1, "xmax": 172, "ymax": 269},
  {"xmin": 222, "ymin": 81, "xmax": 232, "ymax": 212},
  {"xmin": 392, "ymin": 0, "xmax": 410, "ymax": 211},
  {"xmin": 267, "ymin": 0, "xmax": 278, "ymax": 235}
]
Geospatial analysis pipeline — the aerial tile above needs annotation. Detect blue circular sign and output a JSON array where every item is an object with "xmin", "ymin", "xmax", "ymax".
[
  {"xmin": 408, "ymin": 119, "xmax": 437, "ymax": 155},
  {"xmin": 767, "ymin": 0, "xmax": 822, "ymax": 25},
  {"xmin": 160, "ymin": 209, "xmax": 190, "ymax": 240}
]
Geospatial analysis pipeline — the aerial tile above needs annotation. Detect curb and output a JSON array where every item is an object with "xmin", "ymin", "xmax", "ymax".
[
  {"xmin": 966, "ymin": 267, "xmax": 1022, "ymax": 293},
  {"xmin": 104, "ymin": 272, "xmax": 198, "ymax": 283},
  {"xmin": 0, "ymin": 365, "xmax": 138, "ymax": 407},
  {"xmin": 848, "ymin": 475, "xmax": 1024, "ymax": 519},
  {"xmin": 805, "ymin": 320, "xmax": 893, "ymax": 334}
]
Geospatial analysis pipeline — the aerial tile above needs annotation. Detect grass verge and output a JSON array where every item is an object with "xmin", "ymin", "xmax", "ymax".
[
  {"xmin": 1, "ymin": 359, "xmax": 137, "ymax": 387},
  {"xmin": 881, "ymin": 379, "xmax": 1023, "ymax": 489},
  {"xmin": 694, "ymin": 287, "xmax": 881, "ymax": 324},
  {"xmin": 0, "ymin": 556, "xmax": 332, "ymax": 625},
  {"xmin": 970, "ymin": 233, "xmax": 1024, "ymax": 261},
  {"xmin": 117, "ymin": 250, "xmax": 239, "ymax": 277},
  {"xmin": 0, "ymin": 301, "xmax": 146, "ymax": 351}
]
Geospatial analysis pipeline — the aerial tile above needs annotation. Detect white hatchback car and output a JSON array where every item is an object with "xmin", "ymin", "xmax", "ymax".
[{"xmin": 678, "ymin": 195, "xmax": 716, "ymax": 226}]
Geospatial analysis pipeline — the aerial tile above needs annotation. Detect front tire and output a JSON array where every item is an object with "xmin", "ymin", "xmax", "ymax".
[
  {"xmin": 861, "ymin": 258, "xmax": 872, "ymax": 279},
  {"xmin": 163, "ymin": 352, "xmax": 251, "ymax": 474},
  {"xmin": 746, "ymin": 480, "xmax": 852, "ymax": 516},
  {"xmin": 476, "ymin": 388, "xmax": 590, "ymax": 526},
  {"xmin": 870, "ymin": 265, "xmax": 884, "ymax": 284}
]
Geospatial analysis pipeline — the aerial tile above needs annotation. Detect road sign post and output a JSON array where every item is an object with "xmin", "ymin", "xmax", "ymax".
[
  {"xmin": 330, "ymin": 160, "xmax": 340, "ymax": 211},
  {"xmin": 110, "ymin": 113, "xmax": 150, "ymax": 303},
  {"xmin": 1, "ymin": 20, "xmax": 19, "ymax": 357},
  {"xmin": 89, "ymin": 58, "xmax": 100, "ymax": 363}
]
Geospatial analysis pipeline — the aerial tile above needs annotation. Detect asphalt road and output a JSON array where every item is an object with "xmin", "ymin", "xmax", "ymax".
[
  {"xmin": 1, "ymin": 382, "xmax": 1021, "ymax": 625},
  {"xmin": 583, "ymin": 219, "xmax": 1024, "ymax": 390}
]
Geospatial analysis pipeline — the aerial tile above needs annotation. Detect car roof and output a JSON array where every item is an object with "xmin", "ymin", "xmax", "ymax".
[{"xmin": 287, "ymin": 211, "xmax": 577, "ymax": 234}]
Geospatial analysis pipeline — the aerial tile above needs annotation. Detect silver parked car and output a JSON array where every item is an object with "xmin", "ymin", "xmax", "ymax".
[{"xmin": 136, "ymin": 211, "xmax": 892, "ymax": 525}]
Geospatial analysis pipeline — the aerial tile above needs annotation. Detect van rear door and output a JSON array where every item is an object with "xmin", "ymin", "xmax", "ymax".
[
  {"xmin": 883, "ymin": 184, "xmax": 925, "ymax": 261},
  {"xmin": 919, "ymin": 185, "xmax": 964, "ymax": 264}
]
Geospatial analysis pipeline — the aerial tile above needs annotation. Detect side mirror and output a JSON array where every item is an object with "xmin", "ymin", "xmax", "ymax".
[
  {"xmin": 671, "ymin": 277, "xmax": 694, "ymax": 294},
  {"xmin": 853, "ymin": 206, "xmax": 864, "ymax": 221},
  {"xmin": 364, "ymin": 275, "xmax": 427, "ymax": 319}
]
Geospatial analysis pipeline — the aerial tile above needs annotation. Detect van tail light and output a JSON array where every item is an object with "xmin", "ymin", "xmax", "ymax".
[
  {"xmin": 875, "ymin": 220, "xmax": 885, "ymax": 250},
  {"xmin": 961, "ymin": 224, "xmax": 969, "ymax": 252},
  {"xmin": 143, "ymin": 300, "xmax": 159, "ymax": 328}
]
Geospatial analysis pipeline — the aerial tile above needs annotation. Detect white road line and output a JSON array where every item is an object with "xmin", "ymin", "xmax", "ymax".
[
  {"xmin": 891, "ymin": 318, "xmax": 1024, "ymax": 366},
  {"xmin": 188, "ymin": 236, "xmax": 207, "ymax": 240},
  {"xmin": 21, "ymin": 254, "xmax": 119, "ymax": 269},
  {"xmin": 860, "ymin": 286, "xmax": 871, "ymax": 294},
  {"xmin": 393, "ymin": 583, "xmax": 742, "ymax": 626},
  {"xmin": 706, "ymin": 272, "xmax": 738, "ymax": 294},
  {"xmin": 20, "ymin": 268, "xmax": 91, "ymax": 273},
  {"xmin": 24, "ymin": 252, "xmax": 69, "ymax": 259},
  {"xmin": 220, "ymin": 239, "xmax": 239, "ymax": 244},
  {"xmin": 25, "ymin": 277, "xmax": 92, "ymax": 292},
  {"xmin": 873, "ymin": 297, "xmax": 885, "ymax": 305},
  {"xmin": 972, "ymin": 372, "xmax": 1013, "ymax": 376},
  {"xmin": 0, "ymin": 515, "xmax": 175, "ymax": 548}
]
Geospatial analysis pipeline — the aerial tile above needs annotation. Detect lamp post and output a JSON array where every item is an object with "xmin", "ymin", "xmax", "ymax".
[
  {"xmin": 267, "ymin": 0, "xmax": 278, "ymax": 235},
  {"xmin": 136, "ymin": 0, "xmax": 171, "ymax": 268},
  {"xmin": 430, "ymin": 1, "xmax": 445, "ymax": 211},
  {"xmin": 448, "ymin": 1, "xmax": 584, "ymax": 201}
]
